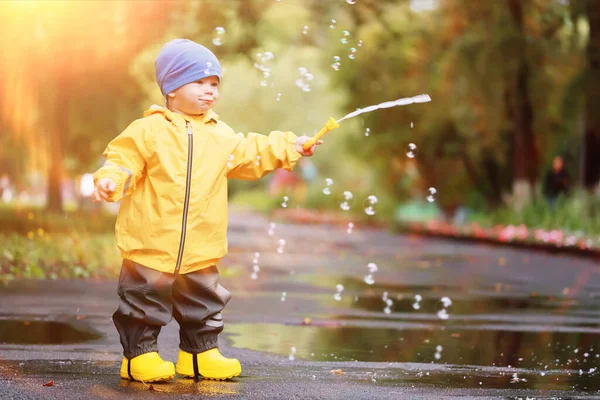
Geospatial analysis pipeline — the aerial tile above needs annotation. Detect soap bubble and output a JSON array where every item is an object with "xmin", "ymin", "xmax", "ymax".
[
  {"xmin": 410, "ymin": 122, "xmax": 414, "ymax": 128},
  {"xmin": 227, "ymin": 154, "xmax": 234, "ymax": 169},
  {"xmin": 330, "ymin": 19, "xmax": 337, "ymax": 29},
  {"xmin": 255, "ymin": 155, "xmax": 261, "ymax": 166},
  {"xmin": 358, "ymin": 40, "xmax": 363, "ymax": 47},
  {"xmin": 349, "ymin": 47, "xmax": 357, "ymax": 59},
  {"xmin": 333, "ymin": 292, "xmax": 342, "ymax": 301},
  {"xmin": 436, "ymin": 296, "xmax": 453, "ymax": 320},
  {"xmin": 251, "ymin": 272, "xmax": 258, "ymax": 280},
  {"xmin": 341, "ymin": 30, "xmax": 351, "ymax": 44},
  {"xmin": 406, "ymin": 143, "xmax": 417, "ymax": 158},
  {"xmin": 367, "ymin": 262, "xmax": 378, "ymax": 273},
  {"xmin": 281, "ymin": 195, "xmax": 289, "ymax": 208},
  {"xmin": 332, "ymin": 61, "xmax": 341, "ymax": 71},
  {"xmin": 426, "ymin": 187, "xmax": 437, "ymax": 203},
  {"xmin": 296, "ymin": 67, "xmax": 314, "ymax": 92},
  {"xmin": 336, "ymin": 284, "xmax": 344, "ymax": 292},
  {"xmin": 252, "ymin": 265, "xmax": 260, "ymax": 273},
  {"xmin": 347, "ymin": 0, "xmax": 357, "ymax": 3},
  {"xmin": 363, "ymin": 195, "xmax": 378, "ymax": 215},
  {"xmin": 281, "ymin": 292, "xmax": 287, "ymax": 301},
  {"xmin": 339, "ymin": 190, "xmax": 354, "ymax": 211},
  {"xmin": 276, "ymin": 93, "xmax": 282, "ymax": 102},
  {"xmin": 346, "ymin": 222, "xmax": 354, "ymax": 234},
  {"xmin": 268, "ymin": 222, "xmax": 276, "ymax": 236},
  {"xmin": 277, "ymin": 238, "xmax": 286, "ymax": 254},
  {"xmin": 212, "ymin": 27, "xmax": 225, "ymax": 46},
  {"xmin": 364, "ymin": 274, "xmax": 375, "ymax": 285},
  {"xmin": 302, "ymin": 25, "xmax": 309, "ymax": 34},
  {"xmin": 323, "ymin": 178, "xmax": 334, "ymax": 195},
  {"xmin": 365, "ymin": 128, "xmax": 370, "ymax": 136}
]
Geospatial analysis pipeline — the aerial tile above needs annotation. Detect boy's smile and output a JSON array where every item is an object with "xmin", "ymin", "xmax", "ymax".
[{"xmin": 167, "ymin": 75, "xmax": 220, "ymax": 116}]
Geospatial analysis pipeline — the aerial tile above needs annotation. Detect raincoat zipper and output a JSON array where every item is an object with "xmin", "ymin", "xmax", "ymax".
[{"xmin": 175, "ymin": 121, "xmax": 194, "ymax": 273}]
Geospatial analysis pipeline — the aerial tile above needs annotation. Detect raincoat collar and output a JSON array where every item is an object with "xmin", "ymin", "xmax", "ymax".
[{"xmin": 144, "ymin": 105, "xmax": 219, "ymax": 129}]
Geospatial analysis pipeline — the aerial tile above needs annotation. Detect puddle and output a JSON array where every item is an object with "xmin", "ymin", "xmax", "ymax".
[
  {"xmin": 227, "ymin": 323, "xmax": 600, "ymax": 390},
  {"xmin": 0, "ymin": 319, "xmax": 102, "ymax": 344}
]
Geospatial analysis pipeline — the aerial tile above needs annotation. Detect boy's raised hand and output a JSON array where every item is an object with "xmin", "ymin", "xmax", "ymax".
[
  {"xmin": 294, "ymin": 136, "xmax": 323, "ymax": 157},
  {"xmin": 93, "ymin": 178, "xmax": 117, "ymax": 202}
]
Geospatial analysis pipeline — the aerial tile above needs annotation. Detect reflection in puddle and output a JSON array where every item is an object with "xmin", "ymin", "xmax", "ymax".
[
  {"xmin": 227, "ymin": 323, "xmax": 600, "ymax": 391},
  {"xmin": 119, "ymin": 378, "xmax": 241, "ymax": 395},
  {"xmin": 0, "ymin": 319, "xmax": 102, "ymax": 344}
]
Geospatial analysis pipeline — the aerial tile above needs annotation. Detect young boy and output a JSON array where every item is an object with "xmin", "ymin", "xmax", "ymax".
[{"xmin": 92, "ymin": 39, "xmax": 321, "ymax": 382}]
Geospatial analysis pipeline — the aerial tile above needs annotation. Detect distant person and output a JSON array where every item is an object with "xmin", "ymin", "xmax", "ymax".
[
  {"xmin": 543, "ymin": 156, "xmax": 570, "ymax": 209},
  {"xmin": 91, "ymin": 39, "xmax": 321, "ymax": 383}
]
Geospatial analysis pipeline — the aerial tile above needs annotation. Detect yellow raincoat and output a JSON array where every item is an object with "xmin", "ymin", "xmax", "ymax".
[{"xmin": 93, "ymin": 106, "xmax": 302, "ymax": 274}]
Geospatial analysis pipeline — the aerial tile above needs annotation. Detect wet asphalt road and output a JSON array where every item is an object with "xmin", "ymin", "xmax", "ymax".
[{"xmin": 2, "ymin": 209, "xmax": 600, "ymax": 399}]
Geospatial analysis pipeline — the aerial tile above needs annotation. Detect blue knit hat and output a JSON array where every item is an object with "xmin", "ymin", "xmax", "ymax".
[{"xmin": 155, "ymin": 39, "xmax": 221, "ymax": 98}]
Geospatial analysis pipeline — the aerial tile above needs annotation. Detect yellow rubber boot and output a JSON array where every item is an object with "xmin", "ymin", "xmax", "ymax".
[
  {"xmin": 119, "ymin": 352, "xmax": 175, "ymax": 382},
  {"xmin": 176, "ymin": 348, "xmax": 241, "ymax": 380}
]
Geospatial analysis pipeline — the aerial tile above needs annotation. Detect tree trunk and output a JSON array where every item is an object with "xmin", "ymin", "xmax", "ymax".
[
  {"xmin": 507, "ymin": 0, "xmax": 538, "ymax": 210},
  {"xmin": 584, "ymin": 0, "xmax": 600, "ymax": 190},
  {"xmin": 46, "ymin": 75, "xmax": 67, "ymax": 213}
]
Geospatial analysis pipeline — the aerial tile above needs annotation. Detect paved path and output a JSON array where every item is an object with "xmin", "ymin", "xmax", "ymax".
[{"xmin": 2, "ymin": 209, "xmax": 600, "ymax": 399}]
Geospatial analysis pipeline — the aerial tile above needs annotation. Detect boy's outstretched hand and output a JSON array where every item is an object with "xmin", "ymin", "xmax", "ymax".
[
  {"xmin": 92, "ymin": 178, "xmax": 117, "ymax": 202},
  {"xmin": 294, "ymin": 136, "xmax": 323, "ymax": 157}
]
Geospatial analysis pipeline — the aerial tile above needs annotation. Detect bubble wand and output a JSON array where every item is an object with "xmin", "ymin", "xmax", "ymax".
[{"xmin": 303, "ymin": 94, "xmax": 431, "ymax": 151}]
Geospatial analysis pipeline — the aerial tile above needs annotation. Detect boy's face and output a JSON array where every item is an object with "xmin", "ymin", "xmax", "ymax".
[{"xmin": 167, "ymin": 75, "xmax": 219, "ymax": 115}]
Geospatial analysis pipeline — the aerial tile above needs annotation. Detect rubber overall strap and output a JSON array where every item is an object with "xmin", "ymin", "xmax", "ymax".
[{"xmin": 192, "ymin": 352, "xmax": 200, "ymax": 381}]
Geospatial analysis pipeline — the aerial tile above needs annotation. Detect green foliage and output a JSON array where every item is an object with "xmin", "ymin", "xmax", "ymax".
[
  {"xmin": 468, "ymin": 191, "xmax": 600, "ymax": 235},
  {"xmin": 0, "ymin": 232, "xmax": 121, "ymax": 285}
]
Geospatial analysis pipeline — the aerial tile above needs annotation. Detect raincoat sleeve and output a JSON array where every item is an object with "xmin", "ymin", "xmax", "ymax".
[
  {"xmin": 227, "ymin": 131, "xmax": 303, "ymax": 180},
  {"xmin": 93, "ymin": 119, "xmax": 150, "ymax": 202}
]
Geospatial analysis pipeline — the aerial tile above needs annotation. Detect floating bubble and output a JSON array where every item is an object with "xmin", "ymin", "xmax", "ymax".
[
  {"xmin": 323, "ymin": 178, "xmax": 334, "ymax": 195},
  {"xmin": 268, "ymin": 222, "xmax": 276, "ymax": 236},
  {"xmin": 336, "ymin": 284, "xmax": 344, "ymax": 292},
  {"xmin": 260, "ymin": 80, "xmax": 268, "ymax": 87},
  {"xmin": 382, "ymin": 291, "xmax": 388, "ymax": 301},
  {"xmin": 330, "ymin": 19, "xmax": 337, "ymax": 29},
  {"xmin": 253, "ymin": 252, "xmax": 260, "ymax": 264},
  {"xmin": 227, "ymin": 154, "xmax": 235, "ymax": 168},
  {"xmin": 383, "ymin": 306, "xmax": 391, "ymax": 314},
  {"xmin": 363, "ymin": 195, "xmax": 378, "ymax": 216},
  {"xmin": 367, "ymin": 262, "xmax": 378, "ymax": 273},
  {"xmin": 281, "ymin": 292, "xmax": 287, "ymax": 302},
  {"xmin": 251, "ymin": 271, "xmax": 258, "ymax": 280},
  {"xmin": 427, "ymin": 187, "xmax": 437, "ymax": 203},
  {"xmin": 410, "ymin": 122, "xmax": 414, "ymax": 128},
  {"xmin": 346, "ymin": 222, "xmax": 354, "ymax": 234},
  {"xmin": 440, "ymin": 296, "xmax": 452, "ymax": 308},
  {"xmin": 277, "ymin": 238, "xmax": 286, "ymax": 254},
  {"xmin": 289, "ymin": 346, "xmax": 296, "ymax": 361},
  {"xmin": 365, "ymin": 128, "xmax": 370, "ymax": 136},
  {"xmin": 412, "ymin": 294, "xmax": 422, "ymax": 310},
  {"xmin": 349, "ymin": 47, "xmax": 357, "ymax": 59},
  {"xmin": 303, "ymin": 25, "xmax": 309, "ymax": 34},
  {"xmin": 295, "ymin": 67, "xmax": 314, "ymax": 92},
  {"xmin": 212, "ymin": 27, "xmax": 225, "ymax": 46},
  {"xmin": 347, "ymin": 0, "xmax": 357, "ymax": 3},
  {"xmin": 358, "ymin": 39, "xmax": 363, "ymax": 47},
  {"xmin": 255, "ymin": 155, "xmax": 261, "ymax": 166},
  {"xmin": 276, "ymin": 93, "xmax": 282, "ymax": 102},
  {"xmin": 332, "ymin": 61, "xmax": 341, "ymax": 71},
  {"xmin": 364, "ymin": 274, "xmax": 375, "ymax": 285},
  {"xmin": 341, "ymin": 30, "xmax": 351, "ymax": 44},
  {"xmin": 281, "ymin": 195, "xmax": 289, "ymax": 208},
  {"xmin": 339, "ymin": 190, "xmax": 354, "ymax": 211},
  {"xmin": 333, "ymin": 292, "xmax": 342, "ymax": 301},
  {"xmin": 252, "ymin": 265, "xmax": 260, "ymax": 273},
  {"xmin": 406, "ymin": 143, "xmax": 417, "ymax": 158},
  {"xmin": 385, "ymin": 299, "xmax": 393, "ymax": 307}
]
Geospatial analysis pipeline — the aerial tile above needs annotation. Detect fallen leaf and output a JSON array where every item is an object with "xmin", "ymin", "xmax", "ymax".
[
  {"xmin": 149, "ymin": 384, "xmax": 165, "ymax": 392},
  {"xmin": 330, "ymin": 369, "xmax": 345, "ymax": 375},
  {"xmin": 451, "ymin": 333, "xmax": 461, "ymax": 338},
  {"xmin": 42, "ymin": 380, "xmax": 54, "ymax": 387}
]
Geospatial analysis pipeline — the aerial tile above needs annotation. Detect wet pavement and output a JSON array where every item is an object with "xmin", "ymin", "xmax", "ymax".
[{"xmin": 2, "ymin": 209, "xmax": 600, "ymax": 398}]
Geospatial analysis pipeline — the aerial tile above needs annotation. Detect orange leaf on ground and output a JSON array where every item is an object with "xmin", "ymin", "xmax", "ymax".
[
  {"xmin": 42, "ymin": 380, "xmax": 54, "ymax": 387},
  {"xmin": 330, "ymin": 369, "xmax": 345, "ymax": 375}
]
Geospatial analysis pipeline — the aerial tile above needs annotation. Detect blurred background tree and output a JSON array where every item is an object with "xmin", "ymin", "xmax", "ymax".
[{"xmin": 0, "ymin": 0, "xmax": 598, "ymax": 229}]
